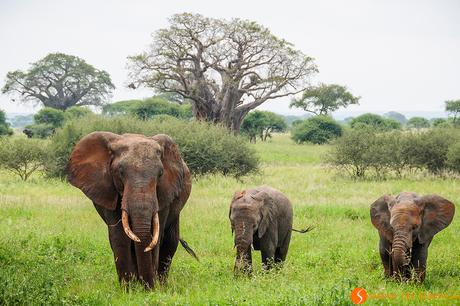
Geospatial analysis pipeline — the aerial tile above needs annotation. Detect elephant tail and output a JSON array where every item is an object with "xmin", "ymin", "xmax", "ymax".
[
  {"xmin": 179, "ymin": 238, "xmax": 199, "ymax": 262},
  {"xmin": 292, "ymin": 225, "xmax": 314, "ymax": 233}
]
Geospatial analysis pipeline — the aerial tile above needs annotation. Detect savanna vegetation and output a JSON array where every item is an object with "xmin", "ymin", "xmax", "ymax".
[
  {"xmin": 2, "ymin": 9, "xmax": 460, "ymax": 306},
  {"xmin": 1, "ymin": 134, "xmax": 459, "ymax": 305}
]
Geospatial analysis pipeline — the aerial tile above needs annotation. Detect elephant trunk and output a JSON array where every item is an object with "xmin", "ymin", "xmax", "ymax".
[
  {"xmin": 131, "ymin": 216, "xmax": 155, "ymax": 288},
  {"xmin": 392, "ymin": 230, "xmax": 411, "ymax": 275},
  {"xmin": 121, "ymin": 183, "xmax": 160, "ymax": 288},
  {"xmin": 234, "ymin": 222, "xmax": 253, "ymax": 274}
]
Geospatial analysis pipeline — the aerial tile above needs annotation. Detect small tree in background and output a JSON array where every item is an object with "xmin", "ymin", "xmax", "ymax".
[
  {"xmin": 2, "ymin": 53, "xmax": 114, "ymax": 110},
  {"xmin": 0, "ymin": 109, "xmax": 13, "ymax": 136},
  {"xmin": 445, "ymin": 99, "xmax": 460, "ymax": 124},
  {"xmin": 383, "ymin": 111, "xmax": 407, "ymax": 125},
  {"xmin": 241, "ymin": 111, "xmax": 286, "ymax": 143},
  {"xmin": 260, "ymin": 112, "xmax": 287, "ymax": 141},
  {"xmin": 350, "ymin": 113, "xmax": 401, "ymax": 131},
  {"xmin": 0, "ymin": 137, "xmax": 48, "ymax": 181},
  {"xmin": 290, "ymin": 83, "xmax": 360, "ymax": 115},
  {"xmin": 23, "ymin": 107, "xmax": 93, "ymax": 138},
  {"xmin": 406, "ymin": 117, "xmax": 430, "ymax": 129},
  {"xmin": 291, "ymin": 115, "xmax": 342, "ymax": 144}
]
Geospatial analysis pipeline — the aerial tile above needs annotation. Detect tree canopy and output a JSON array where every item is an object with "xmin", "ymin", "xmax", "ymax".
[
  {"xmin": 445, "ymin": 99, "xmax": 460, "ymax": 124},
  {"xmin": 241, "ymin": 110, "xmax": 287, "ymax": 143},
  {"xmin": 383, "ymin": 111, "xmax": 407, "ymax": 125},
  {"xmin": 290, "ymin": 83, "xmax": 359, "ymax": 115},
  {"xmin": 127, "ymin": 13, "xmax": 317, "ymax": 131},
  {"xmin": 2, "ymin": 53, "xmax": 114, "ymax": 110},
  {"xmin": 406, "ymin": 117, "xmax": 430, "ymax": 129},
  {"xmin": 349, "ymin": 113, "xmax": 401, "ymax": 131},
  {"xmin": 0, "ymin": 109, "xmax": 13, "ymax": 136}
]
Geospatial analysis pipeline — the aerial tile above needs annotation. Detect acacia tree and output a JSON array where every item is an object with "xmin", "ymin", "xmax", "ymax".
[
  {"xmin": 445, "ymin": 99, "xmax": 460, "ymax": 124},
  {"xmin": 128, "ymin": 13, "xmax": 317, "ymax": 132},
  {"xmin": 2, "ymin": 53, "xmax": 114, "ymax": 110},
  {"xmin": 241, "ymin": 110, "xmax": 286, "ymax": 143},
  {"xmin": 290, "ymin": 83, "xmax": 360, "ymax": 115}
]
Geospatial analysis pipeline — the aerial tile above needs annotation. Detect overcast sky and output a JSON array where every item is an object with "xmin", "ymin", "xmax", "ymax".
[{"xmin": 1, "ymin": 0, "xmax": 459, "ymax": 118}]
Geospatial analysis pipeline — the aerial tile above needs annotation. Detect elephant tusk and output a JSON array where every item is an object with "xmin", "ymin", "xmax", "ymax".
[
  {"xmin": 144, "ymin": 212, "xmax": 160, "ymax": 252},
  {"xmin": 122, "ymin": 210, "xmax": 141, "ymax": 242}
]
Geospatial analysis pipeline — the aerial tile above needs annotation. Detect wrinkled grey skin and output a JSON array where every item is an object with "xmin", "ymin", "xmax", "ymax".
[
  {"xmin": 371, "ymin": 192, "xmax": 455, "ymax": 282},
  {"xmin": 229, "ymin": 185, "xmax": 293, "ymax": 274}
]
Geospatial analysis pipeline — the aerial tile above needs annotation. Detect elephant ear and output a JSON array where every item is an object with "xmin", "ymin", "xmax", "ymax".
[
  {"xmin": 67, "ymin": 132, "xmax": 120, "ymax": 210},
  {"xmin": 370, "ymin": 195, "xmax": 395, "ymax": 241},
  {"xmin": 151, "ymin": 134, "xmax": 188, "ymax": 203},
  {"xmin": 251, "ymin": 190, "xmax": 276, "ymax": 239},
  {"xmin": 416, "ymin": 195, "xmax": 455, "ymax": 244}
]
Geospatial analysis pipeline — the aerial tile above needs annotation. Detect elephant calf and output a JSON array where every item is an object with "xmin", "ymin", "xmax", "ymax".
[
  {"xmin": 229, "ymin": 185, "xmax": 311, "ymax": 274},
  {"xmin": 370, "ymin": 192, "xmax": 455, "ymax": 282}
]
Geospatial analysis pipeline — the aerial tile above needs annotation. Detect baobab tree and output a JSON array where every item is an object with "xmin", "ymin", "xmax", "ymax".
[
  {"xmin": 128, "ymin": 13, "xmax": 317, "ymax": 131},
  {"xmin": 2, "ymin": 53, "xmax": 114, "ymax": 110}
]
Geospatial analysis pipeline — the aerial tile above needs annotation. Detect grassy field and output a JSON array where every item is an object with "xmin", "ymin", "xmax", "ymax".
[{"xmin": 1, "ymin": 134, "xmax": 460, "ymax": 305}]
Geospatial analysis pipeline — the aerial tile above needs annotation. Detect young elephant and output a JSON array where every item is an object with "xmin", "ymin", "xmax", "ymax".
[
  {"xmin": 229, "ymin": 185, "xmax": 309, "ymax": 274},
  {"xmin": 370, "ymin": 192, "xmax": 455, "ymax": 282}
]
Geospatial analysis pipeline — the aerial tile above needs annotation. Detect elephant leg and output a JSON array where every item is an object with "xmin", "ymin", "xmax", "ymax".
[
  {"xmin": 379, "ymin": 236, "xmax": 392, "ymax": 278},
  {"xmin": 411, "ymin": 241, "xmax": 430, "ymax": 282},
  {"xmin": 158, "ymin": 217, "xmax": 180, "ymax": 282},
  {"xmin": 261, "ymin": 244, "xmax": 276, "ymax": 270},
  {"xmin": 93, "ymin": 203, "xmax": 138, "ymax": 285},
  {"xmin": 108, "ymin": 224, "xmax": 138, "ymax": 284},
  {"xmin": 275, "ymin": 231, "xmax": 291, "ymax": 265}
]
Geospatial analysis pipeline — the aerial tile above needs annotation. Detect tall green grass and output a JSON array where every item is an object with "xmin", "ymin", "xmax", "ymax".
[{"xmin": 0, "ymin": 134, "xmax": 459, "ymax": 305}]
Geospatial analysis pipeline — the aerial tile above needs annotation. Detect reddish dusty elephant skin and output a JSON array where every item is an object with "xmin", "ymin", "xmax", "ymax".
[
  {"xmin": 67, "ymin": 132, "xmax": 192, "ymax": 289},
  {"xmin": 370, "ymin": 192, "xmax": 455, "ymax": 282}
]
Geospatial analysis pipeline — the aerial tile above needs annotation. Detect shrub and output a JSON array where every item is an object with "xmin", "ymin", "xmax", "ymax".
[
  {"xmin": 64, "ymin": 106, "xmax": 93, "ymax": 120},
  {"xmin": 327, "ymin": 127, "xmax": 460, "ymax": 178},
  {"xmin": 34, "ymin": 107, "xmax": 65, "ymax": 127},
  {"xmin": 291, "ymin": 115, "xmax": 342, "ymax": 144},
  {"xmin": 46, "ymin": 115, "xmax": 259, "ymax": 178},
  {"xmin": 0, "ymin": 137, "xmax": 49, "ymax": 180},
  {"xmin": 24, "ymin": 107, "xmax": 66, "ymax": 138},
  {"xmin": 447, "ymin": 141, "xmax": 460, "ymax": 173},
  {"xmin": 102, "ymin": 96, "xmax": 193, "ymax": 120},
  {"xmin": 23, "ymin": 123, "xmax": 55, "ymax": 139},
  {"xmin": 327, "ymin": 127, "xmax": 376, "ymax": 177}
]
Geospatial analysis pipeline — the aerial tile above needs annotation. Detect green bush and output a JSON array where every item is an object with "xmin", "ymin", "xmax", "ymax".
[
  {"xmin": 447, "ymin": 141, "xmax": 460, "ymax": 173},
  {"xmin": 34, "ymin": 107, "xmax": 65, "ymax": 127},
  {"xmin": 23, "ymin": 123, "xmax": 55, "ymax": 139},
  {"xmin": 64, "ymin": 106, "xmax": 93, "ymax": 120},
  {"xmin": 102, "ymin": 96, "xmax": 193, "ymax": 120},
  {"xmin": 327, "ymin": 127, "xmax": 460, "ymax": 178},
  {"xmin": 46, "ymin": 116, "xmax": 259, "ymax": 178},
  {"xmin": 0, "ymin": 137, "xmax": 49, "ymax": 180},
  {"xmin": 291, "ymin": 115, "xmax": 342, "ymax": 144}
]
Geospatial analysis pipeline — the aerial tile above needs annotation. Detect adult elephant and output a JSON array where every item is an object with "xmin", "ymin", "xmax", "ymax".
[
  {"xmin": 370, "ymin": 192, "xmax": 455, "ymax": 282},
  {"xmin": 67, "ymin": 132, "xmax": 196, "ymax": 289}
]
